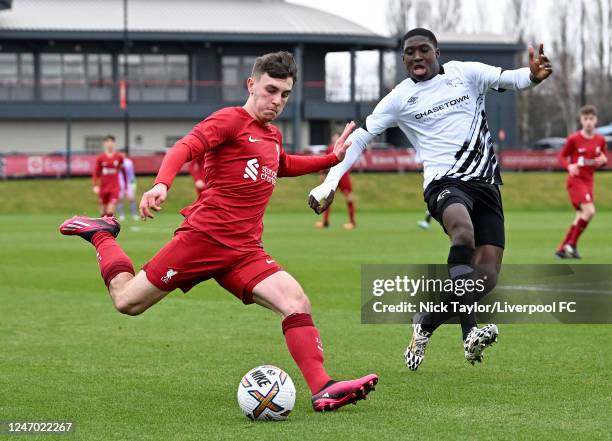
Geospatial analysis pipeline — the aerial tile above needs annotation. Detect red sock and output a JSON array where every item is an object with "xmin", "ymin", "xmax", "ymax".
[
  {"xmin": 347, "ymin": 201, "xmax": 355, "ymax": 224},
  {"xmin": 323, "ymin": 206, "xmax": 331, "ymax": 224},
  {"xmin": 559, "ymin": 224, "xmax": 576, "ymax": 250},
  {"xmin": 91, "ymin": 232, "xmax": 135, "ymax": 287},
  {"xmin": 568, "ymin": 218, "xmax": 589, "ymax": 247},
  {"xmin": 282, "ymin": 313, "xmax": 332, "ymax": 394}
]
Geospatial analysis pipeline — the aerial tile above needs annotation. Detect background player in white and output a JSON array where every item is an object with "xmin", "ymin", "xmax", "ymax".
[
  {"xmin": 309, "ymin": 28, "xmax": 552, "ymax": 370},
  {"xmin": 117, "ymin": 154, "xmax": 138, "ymax": 221}
]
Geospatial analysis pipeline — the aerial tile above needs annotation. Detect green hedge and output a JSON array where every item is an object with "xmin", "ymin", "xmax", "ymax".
[{"xmin": 1, "ymin": 171, "xmax": 610, "ymax": 214}]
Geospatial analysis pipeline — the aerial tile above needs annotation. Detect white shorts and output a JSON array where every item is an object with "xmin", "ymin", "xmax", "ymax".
[{"xmin": 120, "ymin": 182, "xmax": 136, "ymax": 199}]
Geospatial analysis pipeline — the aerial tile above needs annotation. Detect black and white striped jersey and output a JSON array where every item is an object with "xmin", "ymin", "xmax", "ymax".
[{"xmin": 328, "ymin": 61, "xmax": 536, "ymax": 189}]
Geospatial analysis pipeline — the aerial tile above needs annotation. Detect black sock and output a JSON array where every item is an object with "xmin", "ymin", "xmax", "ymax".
[{"xmin": 420, "ymin": 245, "xmax": 476, "ymax": 339}]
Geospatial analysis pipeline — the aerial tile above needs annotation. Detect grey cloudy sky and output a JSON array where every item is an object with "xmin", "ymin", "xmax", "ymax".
[
  {"xmin": 287, "ymin": 0, "xmax": 511, "ymax": 36},
  {"xmin": 287, "ymin": 0, "xmax": 392, "ymax": 35}
]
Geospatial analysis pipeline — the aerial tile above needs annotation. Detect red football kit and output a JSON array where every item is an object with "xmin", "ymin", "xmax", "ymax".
[
  {"xmin": 187, "ymin": 157, "xmax": 206, "ymax": 194},
  {"xmin": 143, "ymin": 107, "xmax": 338, "ymax": 302},
  {"xmin": 558, "ymin": 132, "xmax": 607, "ymax": 209},
  {"xmin": 93, "ymin": 152, "xmax": 125, "ymax": 205}
]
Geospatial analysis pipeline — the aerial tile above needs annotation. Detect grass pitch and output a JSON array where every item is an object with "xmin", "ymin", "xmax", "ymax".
[{"xmin": 1, "ymin": 174, "xmax": 611, "ymax": 440}]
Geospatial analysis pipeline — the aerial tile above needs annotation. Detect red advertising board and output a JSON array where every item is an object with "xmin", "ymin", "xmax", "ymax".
[{"xmin": 1, "ymin": 150, "xmax": 610, "ymax": 178}]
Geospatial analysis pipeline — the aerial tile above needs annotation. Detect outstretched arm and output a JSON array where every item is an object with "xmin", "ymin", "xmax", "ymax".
[
  {"xmin": 307, "ymin": 127, "xmax": 374, "ymax": 213},
  {"xmin": 279, "ymin": 122, "xmax": 355, "ymax": 177},
  {"xmin": 307, "ymin": 90, "xmax": 399, "ymax": 214},
  {"xmin": 494, "ymin": 44, "xmax": 553, "ymax": 91},
  {"xmin": 139, "ymin": 134, "xmax": 203, "ymax": 220},
  {"xmin": 527, "ymin": 43, "xmax": 553, "ymax": 83}
]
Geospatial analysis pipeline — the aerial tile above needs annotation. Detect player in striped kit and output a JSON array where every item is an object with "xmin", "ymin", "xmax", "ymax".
[
  {"xmin": 117, "ymin": 154, "xmax": 139, "ymax": 221},
  {"xmin": 309, "ymin": 28, "xmax": 553, "ymax": 370}
]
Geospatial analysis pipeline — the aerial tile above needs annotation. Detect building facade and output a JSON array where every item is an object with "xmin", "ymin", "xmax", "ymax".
[{"xmin": 0, "ymin": 0, "xmax": 524, "ymax": 154}]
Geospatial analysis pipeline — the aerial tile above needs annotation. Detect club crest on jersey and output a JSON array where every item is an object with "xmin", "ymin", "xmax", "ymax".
[
  {"xmin": 407, "ymin": 96, "xmax": 419, "ymax": 105},
  {"xmin": 445, "ymin": 78, "xmax": 464, "ymax": 88},
  {"xmin": 161, "ymin": 269, "xmax": 178, "ymax": 284}
]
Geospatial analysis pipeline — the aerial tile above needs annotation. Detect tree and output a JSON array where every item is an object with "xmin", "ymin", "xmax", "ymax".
[
  {"xmin": 550, "ymin": 0, "xmax": 579, "ymax": 134},
  {"xmin": 386, "ymin": 0, "xmax": 415, "ymax": 37}
]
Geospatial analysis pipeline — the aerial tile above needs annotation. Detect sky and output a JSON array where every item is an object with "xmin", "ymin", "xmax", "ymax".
[
  {"xmin": 287, "ymin": 0, "xmax": 391, "ymax": 36},
  {"xmin": 286, "ymin": 0, "xmax": 554, "ymax": 41}
]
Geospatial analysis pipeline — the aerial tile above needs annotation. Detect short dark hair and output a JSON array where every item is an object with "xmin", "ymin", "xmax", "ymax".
[
  {"xmin": 579, "ymin": 105, "xmax": 597, "ymax": 116},
  {"xmin": 103, "ymin": 134, "xmax": 115, "ymax": 141},
  {"xmin": 252, "ymin": 51, "xmax": 298, "ymax": 83},
  {"xmin": 401, "ymin": 28, "xmax": 438, "ymax": 49}
]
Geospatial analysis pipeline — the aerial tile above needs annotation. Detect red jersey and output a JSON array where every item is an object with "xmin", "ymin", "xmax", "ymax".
[
  {"xmin": 93, "ymin": 152, "xmax": 125, "ymax": 191},
  {"xmin": 188, "ymin": 157, "xmax": 206, "ymax": 182},
  {"xmin": 155, "ymin": 107, "xmax": 338, "ymax": 252},
  {"xmin": 559, "ymin": 132, "xmax": 607, "ymax": 183}
]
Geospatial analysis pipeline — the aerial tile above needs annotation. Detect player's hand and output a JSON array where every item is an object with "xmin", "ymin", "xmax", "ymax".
[
  {"xmin": 568, "ymin": 163, "xmax": 580, "ymax": 176},
  {"xmin": 93, "ymin": 185, "xmax": 100, "ymax": 195},
  {"xmin": 594, "ymin": 154, "xmax": 608, "ymax": 167},
  {"xmin": 308, "ymin": 182, "xmax": 337, "ymax": 214},
  {"xmin": 139, "ymin": 183, "xmax": 168, "ymax": 220},
  {"xmin": 528, "ymin": 43, "xmax": 553, "ymax": 82},
  {"xmin": 332, "ymin": 121, "xmax": 356, "ymax": 162}
]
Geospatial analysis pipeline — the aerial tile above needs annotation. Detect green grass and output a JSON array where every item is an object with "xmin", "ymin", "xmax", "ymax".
[
  {"xmin": 2, "ymin": 171, "xmax": 612, "ymax": 214},
  {"xmin": 1, "ymin": 175, "xmax": 612, "ymax": 440}
]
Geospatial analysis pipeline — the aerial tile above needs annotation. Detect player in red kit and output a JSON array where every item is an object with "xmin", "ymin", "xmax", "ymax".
[
  {"xmin": 556, "ymin": 105, "xmax": 608, "ymax": 258},
  {"xmin": 92, "ymin": 135, "xmax": 126, "ymax": 216},
  {"xmin": 59, "ymin": 52, "xmax": 377, "ymax": 412},
  {"xmin": 315, "ymin": 132, "xmax": 356, "ymax": 229},
  {"xmin": 187, "ymin": 156, "xmax": 206, "ymax": 196}
]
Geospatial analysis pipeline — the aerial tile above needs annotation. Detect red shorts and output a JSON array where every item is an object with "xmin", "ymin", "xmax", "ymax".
[
  {"xmin": 99, "ymin": 188, "xmax": 119, "ymax": 205},
  {"xmin": 338, "ymin": 173, "xmax": 352, "ymax": 193},
  {"xmin": 567, "ymin": 179, "xmax": 594, "ymax": 210},
  {"xmin": 143, "ymin": 223, "xmax": 283, "ymax": 304}
]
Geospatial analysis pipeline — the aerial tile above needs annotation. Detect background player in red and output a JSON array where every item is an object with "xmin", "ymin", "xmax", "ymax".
[
  {"xmin": 60, "ymin": 52, "xmax": 377, "ymax": 412},
  {"xmin": 92, "ymin": 135, "xmax": 126, "ymax": 216},
  {"xmin": 315, "ymin": 132, "xmax": 357, "ymax": 229},
  {"xmin": 556, "ymin": 105, "xmax": 608, "ymax": 258},
  {"xmin": 187, "ymin": 156, "xmax": 206, "ymax": 196}
]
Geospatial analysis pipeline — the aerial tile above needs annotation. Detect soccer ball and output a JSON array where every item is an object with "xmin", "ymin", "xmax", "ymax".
[{"xmin": 237, "ymin": 365, "xmax": 296, "ymax": 421}]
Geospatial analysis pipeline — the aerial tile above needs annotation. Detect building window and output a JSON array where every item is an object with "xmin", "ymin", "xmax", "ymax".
[
  {"xmin": 165, "ymin": 135, "xmax": 182, "ymax": 148},
  {"xmin": 221, "ymin": 55, "xmax": 256, "ymax": 102},
  {"xmin": 119, "ymin": 54, "xmax": 189, "ymax": 102},
  {"xmin": 0, "ymin": 53, "xmax": 34, "ymax": 101},
  {"xmin": 87, "ymin": 54, "xmax": 113, "ymax": 100},
  {"xmin": 40, "ymin": 53, "xmax": 112, "ymax": 101},
  {"xmin": 84, "ymin": 135, "xmax": 105, "ymax": 153}
]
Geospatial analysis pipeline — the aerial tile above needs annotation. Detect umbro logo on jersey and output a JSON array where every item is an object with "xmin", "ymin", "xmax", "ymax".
[
  {"xmin": 437, "ymin": 189, "xmax": 451, "ymax": 202},
  {"xmin": 248, "ymin": 136, "xmax": 262, "ymax": 142},
  {"xmin": 243, "ymin": 158, "xmax": 260, "ymax": 181},
  {"xmin": 407, "ymin": 96, "xmax": 419, "ymax": 105}
]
